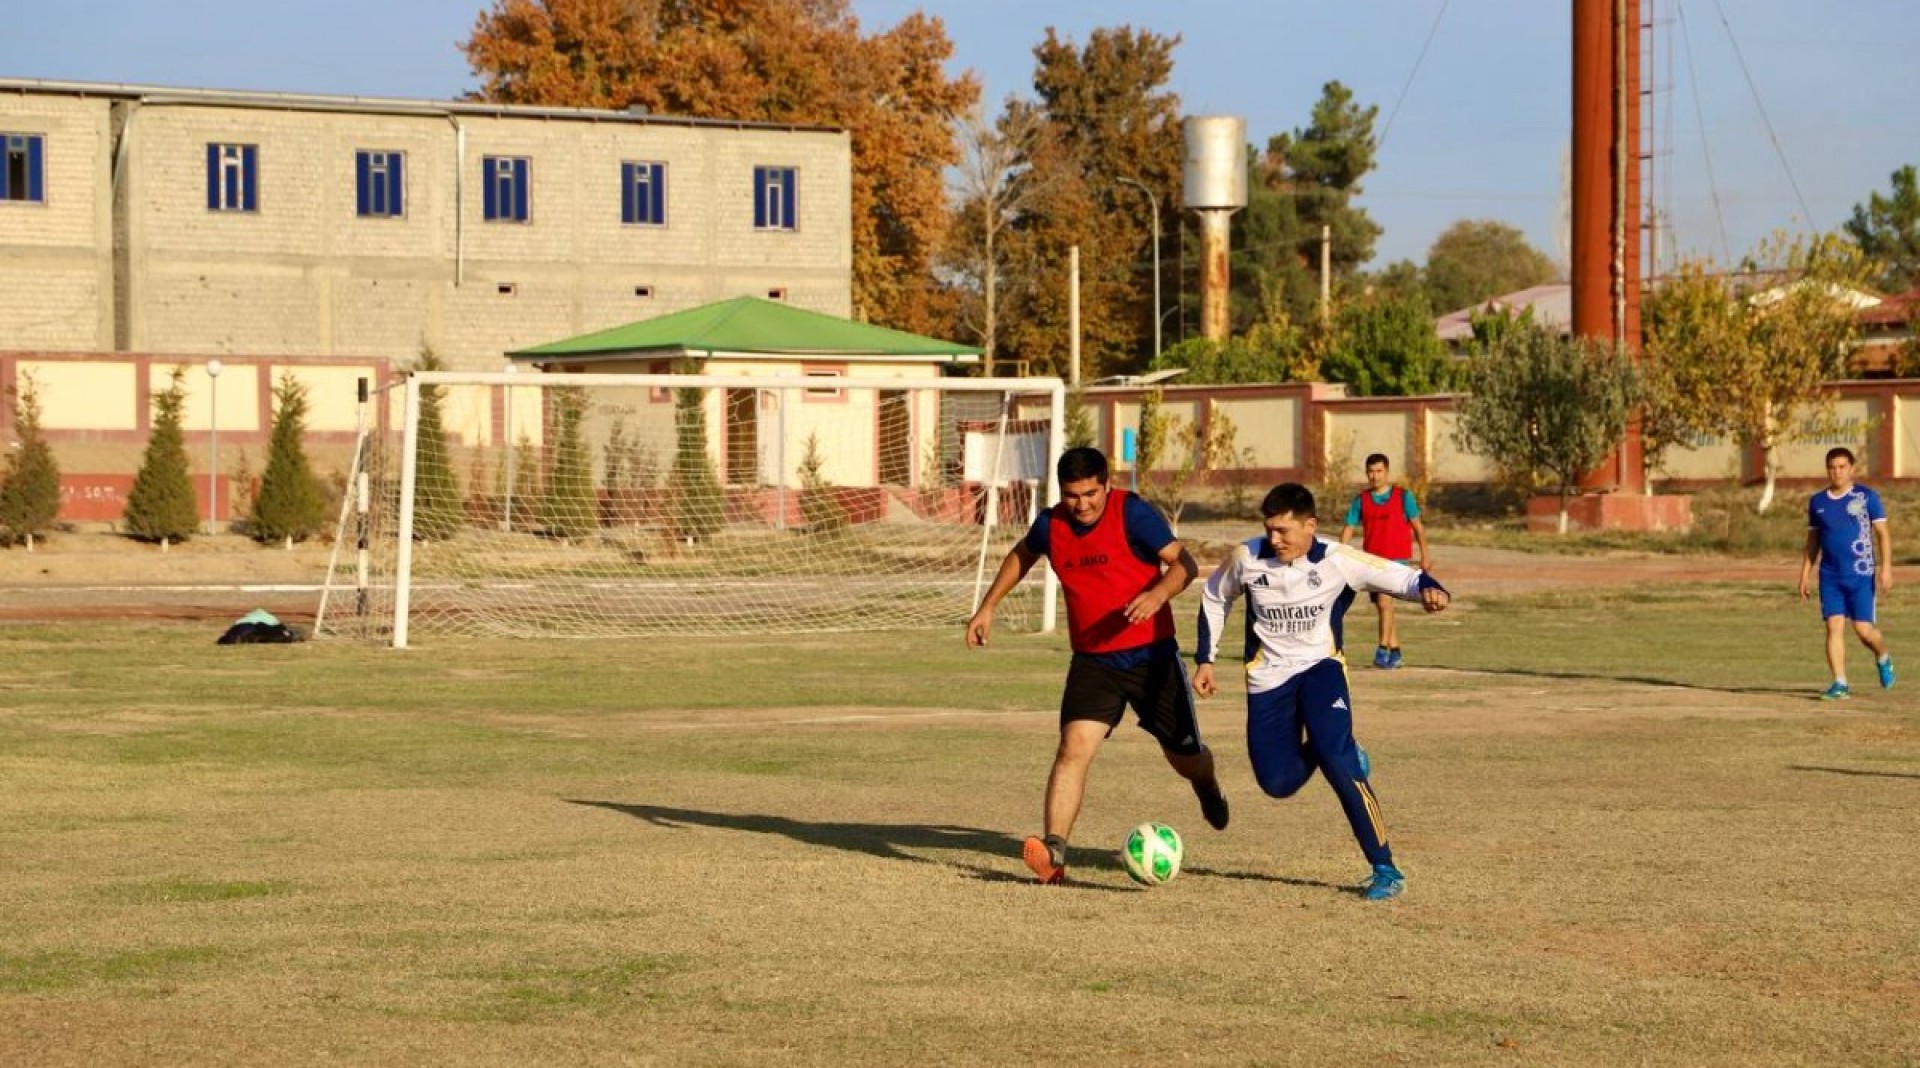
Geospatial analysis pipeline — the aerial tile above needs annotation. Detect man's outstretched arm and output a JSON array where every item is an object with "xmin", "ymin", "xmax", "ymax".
[{"xmin": 966, "ymin": 543, "xmax": 1040, "ymax": 647}]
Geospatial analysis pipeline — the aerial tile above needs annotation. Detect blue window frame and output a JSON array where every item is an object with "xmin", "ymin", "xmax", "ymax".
[
  {"xmin": 753, "ymin": 165, "xmax": 797, "ymax": 230},
  {"xmin": 483, "ymin": 156, "xmax": 530, "ymax": 222},
  {"xmin": 1, "ymin": 133, "xmax": 45, "ymax": 203},
  {"xmin": 206, "ymin": 143, "xmax": 259, "ymax": 213},
  {"xmin": 356, "ymin": 150, "xmax": 405, "ymax": 218},
  {"xmin": 621, "ymin": 161, "xmax": 665, "ymax": 225}
]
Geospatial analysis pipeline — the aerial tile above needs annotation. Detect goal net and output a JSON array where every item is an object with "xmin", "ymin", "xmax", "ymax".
[{"xmin": 317, "ymin": 372, "xmax": 1064, "ymax": 647}]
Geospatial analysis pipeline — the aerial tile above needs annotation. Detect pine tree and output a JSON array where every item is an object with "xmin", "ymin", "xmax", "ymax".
[
  {"xmin": 797, "ymin": 433, "xmax": 848, "ymax": 534},
  {"xmin": 123, "ymin": 368, "xmax": 201, "ymax": 542},
  {"xmin": 249, "ymin": 373, "xmax": 328, "ymax": 543},
  {"xmin": 411, "ymin": 348, "xmax": 465, "ymax": 541},
  {"xmin": 669, "ymin": 382, "xmax": 724, "ymax": 542},
  {"xmin": 0, "ymin": 372, "xmax": 63, "ymax": 547},
  {"xmin": 541, "ymin": 387, "xmax": 598, "ymax": 539}
]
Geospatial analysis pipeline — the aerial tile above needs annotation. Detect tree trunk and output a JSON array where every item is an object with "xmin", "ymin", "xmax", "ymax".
[
  {"xmin": 983, "ymin": 226, "xmax": 997, "ymax": 363},
  {"xmin": 1757, "ymin": 445, "xmax": 1779, "ymax": 514},
  {"xmin": 1755, "ymin": 412, "xmax": 1779, "ymax": 514}
]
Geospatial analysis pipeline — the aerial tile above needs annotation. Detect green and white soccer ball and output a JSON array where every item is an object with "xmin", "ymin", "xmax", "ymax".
[{"xmin": 1121, "ymin": 822, "xmax": 1183, "ymax": 886}]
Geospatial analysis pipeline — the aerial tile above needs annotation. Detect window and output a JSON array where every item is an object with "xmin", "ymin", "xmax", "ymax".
[
  {"xmin": 633, "ymin": 285, "xmax": 654, "ymax": 298},
  {"xmin": 356, "ymin": 150, "xmax": 405, "ymax": 218},
  {"xmin": 621, "ymin": 161, "xmax": 665, "ymax": 225},
  {"xmin": 753, "ymin": 165, "xmax": 797, "ymax": 230},
  {"xmin": 803, "ymin": 366, "xmax": 844, "ymax": 399},
  {"xmin": 206, "ymin": 143, "xmax": 258, "ymax": 213},
  {"xmin": 483, "ymin": 156, "xmax": 530, "ymax": 222},
  {"xmin": 1, "ymin": 133, "xmax": 45, "ymax": 203},
  {"xmin": 766, "ymin": 287, "xmax": 787, "ymax": 301}
]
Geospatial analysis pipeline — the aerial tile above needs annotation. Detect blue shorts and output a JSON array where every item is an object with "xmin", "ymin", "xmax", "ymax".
[{"xmin": 1818, "ymin": 575, "xmax": 1876, "ymax": 623}]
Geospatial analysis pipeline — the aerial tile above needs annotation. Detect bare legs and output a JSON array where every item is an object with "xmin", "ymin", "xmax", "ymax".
[
  {"xmin": 1825, "ymin": 614, "xmax": 1889, "ymax": 683},
  {"xmin": 1372, "ymin": 591, "xmax": 1399, "ymax": 651},
  {"xmin": 1040, "ymin": 721, "xmax": 1219, "ymax": 842}
]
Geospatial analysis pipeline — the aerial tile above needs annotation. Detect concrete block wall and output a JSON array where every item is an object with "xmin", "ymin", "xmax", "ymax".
[
  {"xmin": 0, "ymin": 92, "xmax": 113, "ymax": 350},
  {"xmin": 0, "ymin": 84, "xmax": 854, "ymax": 374}
]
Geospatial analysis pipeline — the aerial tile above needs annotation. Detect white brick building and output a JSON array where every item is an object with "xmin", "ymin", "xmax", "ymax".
[
  {"xmin": 0, "ymin": 78, "xmax": 853, "ymax": 521},
  {"xmin": 0, "ymin": 78, "xmax": 853, "ymax": 368}
]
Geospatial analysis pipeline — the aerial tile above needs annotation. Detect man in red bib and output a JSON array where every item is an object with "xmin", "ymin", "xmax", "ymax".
[
  {"xmin": 967, "ymin": 447, "xmax": 1228, "ymax": 885},
  {"xmin": 1339, "ymin": 453, "xmax": 1432, "ymax": 669}
]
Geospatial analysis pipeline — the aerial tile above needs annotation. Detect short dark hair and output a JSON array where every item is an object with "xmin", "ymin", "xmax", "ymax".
[
  {"xmin": 1260, "ymin": 482, "xmax": 1317, "ymax": 520},
  {"xmin": 1365, "ymin": 453, "xmax": 1390, "ymax": 469},
  {"xmin": 1057, "ymin": 446, "xmax": 1110, "ymax": 485},
  {"xmin": 1825, "ymin": 446, "xmax": 1856, "ymax": 465}
]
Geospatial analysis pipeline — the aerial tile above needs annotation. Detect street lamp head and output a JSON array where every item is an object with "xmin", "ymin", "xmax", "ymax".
[{"xmin": 206, "ymin": 359, "xmax": 224, "ymax": 379}]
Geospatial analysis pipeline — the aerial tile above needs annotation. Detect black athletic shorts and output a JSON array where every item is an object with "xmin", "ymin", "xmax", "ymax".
[{"xmin": 1059, "ymin": 645, "xmax": 1205, "ymax": 755}]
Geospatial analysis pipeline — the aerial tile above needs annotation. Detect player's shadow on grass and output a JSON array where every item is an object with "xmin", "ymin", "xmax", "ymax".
[
  {"xmin": 1788, "ymin": 764, "xmax": 1920, "ymax": 781},
  {"xmin": 1180, "ymin": 866, "xmax": 1352, "ymax": 893},
  {"xmin": 1424, "ymin": 664, "xmax": 1804, "ymax": 698},
  {"xmin": 570, "ymin": 800, "xmax": 1347, "ymax": 892},
  {"xmin": 568, "ymin": 800, "xmax": 1144, "ymax": 891}
]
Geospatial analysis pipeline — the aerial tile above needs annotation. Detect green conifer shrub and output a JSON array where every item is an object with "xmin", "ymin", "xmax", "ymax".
[
  {"xmin": 798, "ymin": 432, "xmax": 849, "ymax": 534},
  {"xmin": 411, "ymin": 348, "xmax": 465, "ymax": 541},
  {"xmin": 541, "ymin": 387, "xmax": 598, "ymax": 539},
  {"xmin": 122, "ymin": 368, "xmax": 201, "ymax": 542},
  {"xmin": 249, "ymin": 373, "xmax": 329, "ymax": 543},
  {"xmin": 0, "ymin": 372, "xmax": 63, "ymax": 546},
  {"xmin": 668, "ymin": 381, "xmax": 724, "ymax": 542}
]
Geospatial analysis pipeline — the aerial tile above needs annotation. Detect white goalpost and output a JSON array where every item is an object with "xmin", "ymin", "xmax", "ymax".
[{"xmin": 316, "ymin": 371, "xmax": 1065, "ymax": 647}]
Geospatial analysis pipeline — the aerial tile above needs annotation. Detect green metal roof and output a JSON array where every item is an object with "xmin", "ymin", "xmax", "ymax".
[{"xmin": 510, "ymin": 296, "xmax": 982, "ymax": 361}]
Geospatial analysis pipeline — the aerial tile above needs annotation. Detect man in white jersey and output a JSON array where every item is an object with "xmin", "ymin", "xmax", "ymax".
[{"xmin": 1194, "ymin": 482, "xmax": 1449, "ymax": 901}]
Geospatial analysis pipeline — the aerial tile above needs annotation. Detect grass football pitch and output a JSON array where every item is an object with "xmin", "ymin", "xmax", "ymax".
[{"xmin": 0, "ymin": 580, "xmax": 1915, "ymax": 1066}]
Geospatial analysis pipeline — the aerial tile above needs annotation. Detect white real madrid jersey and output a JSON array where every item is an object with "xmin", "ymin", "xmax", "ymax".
[{"xmin": 1197, "ymin": 535, "xmax": 1427, "ymax": 694}]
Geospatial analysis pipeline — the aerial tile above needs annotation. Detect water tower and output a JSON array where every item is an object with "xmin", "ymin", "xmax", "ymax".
[{"xmin": 1183, "ymin": 116, "xmax": 1248, "ymax": 342}]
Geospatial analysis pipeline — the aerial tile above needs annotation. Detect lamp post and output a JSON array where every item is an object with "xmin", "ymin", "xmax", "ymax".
[
  {"xmin": 205, "ymin": 359, "xmax": 223, "ymax": 536},
  {"xmin": 1117, "ymin": 176, "xmax": 1163, "ymax": 361}
]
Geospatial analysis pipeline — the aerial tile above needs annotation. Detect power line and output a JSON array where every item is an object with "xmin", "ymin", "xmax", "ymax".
[
  {"xmin": 1703, "ymin": 0, "xmax": 1814, "ymax": 229},
  {"xmin": 1376, "ymin": 0, "xmax": 1452, "ymax": 154},
  {"xmin": 1677, "ymin": 0, "xmax": 1731, "ymax": 263}
]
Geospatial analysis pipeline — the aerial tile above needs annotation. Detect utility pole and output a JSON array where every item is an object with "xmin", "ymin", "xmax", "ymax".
[
  {"xmin": 1068, "ymin": 245, "xmax": 1081, "ymax": 387},
  {"xmin": 1319, "ymin": 225, "xmax": 1332, "ymax": 321},
  {"xmin": 1117, "ymin": 177, "xmax": 1163, "ymax": 361}
]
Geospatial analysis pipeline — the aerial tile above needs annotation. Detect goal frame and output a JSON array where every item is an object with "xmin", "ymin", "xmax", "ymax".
[{"xmin": 351, "ymin": 370, "xmax": 1066, "ymax": 648}]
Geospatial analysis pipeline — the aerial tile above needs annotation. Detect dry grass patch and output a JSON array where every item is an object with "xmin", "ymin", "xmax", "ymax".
[{"xmin": 0, "ymin": 581, "xmax": 1915, "ymax": 1066}]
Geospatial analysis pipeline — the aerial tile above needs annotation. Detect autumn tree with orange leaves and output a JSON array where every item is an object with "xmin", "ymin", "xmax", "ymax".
[
  {"xmin": 462, "ymin": 0, "xmax": 976, "ymax": 334},
  {"xmin": 970, "ymin": 27, "xmax": 1184, "ymax": 380}
]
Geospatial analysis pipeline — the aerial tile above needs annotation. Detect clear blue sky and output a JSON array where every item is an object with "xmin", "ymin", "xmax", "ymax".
[{"xmin": 9, "ymin": 0, "xmax": 1916, "ymax": 272}]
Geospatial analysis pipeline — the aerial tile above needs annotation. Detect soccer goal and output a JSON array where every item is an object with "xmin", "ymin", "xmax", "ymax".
[{"xmin": 316, "ymin": 371, "xmax": 1065, "ymax": 647}]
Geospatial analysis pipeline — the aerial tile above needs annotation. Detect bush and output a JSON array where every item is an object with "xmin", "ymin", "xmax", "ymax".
[
  {"xmin": 411, "ymin": 348, "xmax": 464, "ymax": 541},
  {"xmin": 797, "ymin": 433, "xmax": 849, "ymax": 534},
  {"xmin": 249, "ymin": 373, "xmax": 329, "ymax": 543},
  {"xmin": 123, "ymin": 368, "xmax": 200, "ymax": 543},
  {"xmin": 0, "ymin": 372, "xmax": 62, "ymax": 546},
  {"xmin": 542, "ymin": 387, "xmax": 598, "ymax": 539},
  {"xmin": 669, "ymin": 382, "xmax": 723, "ymax": 542}
]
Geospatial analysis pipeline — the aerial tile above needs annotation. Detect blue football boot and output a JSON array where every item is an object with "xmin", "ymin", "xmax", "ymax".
[{"xmin": 1362, "ymin": 863, "xmax": 1405, "ymax": 901}]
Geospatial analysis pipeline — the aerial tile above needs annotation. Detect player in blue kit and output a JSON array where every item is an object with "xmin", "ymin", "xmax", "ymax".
[
  {"xmin": 1797, "ymin": 447, "xmax": 1894, "ymax": 700},
  {"xmin": 1193, "ymin": 482, "xmax": 1449, "ymax": 901}
]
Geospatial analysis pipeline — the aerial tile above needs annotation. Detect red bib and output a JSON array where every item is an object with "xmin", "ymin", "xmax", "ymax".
[
  {"xmin": 1047, "ymin": 489, "xmax": 1174, "ymax": 654},
  {"xmin": 1359, "ymin": 486, "xmax": 1414, "ymax": 560}
]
